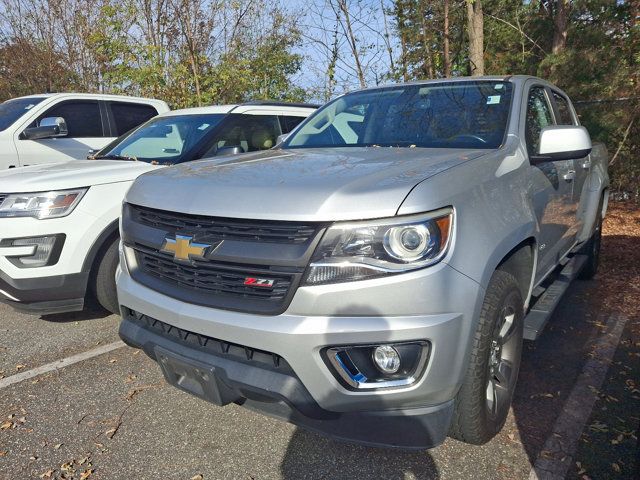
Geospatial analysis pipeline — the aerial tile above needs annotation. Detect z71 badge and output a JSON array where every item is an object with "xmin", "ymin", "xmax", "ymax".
[{"xmin": 243, "ymin": 277, "xmax": 275, "ymax": 287}]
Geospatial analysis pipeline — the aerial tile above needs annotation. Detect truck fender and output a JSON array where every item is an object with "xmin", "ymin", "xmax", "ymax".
[{"xmin": 473, "ymin": 220, "xmax": 538, "ymax": 306}]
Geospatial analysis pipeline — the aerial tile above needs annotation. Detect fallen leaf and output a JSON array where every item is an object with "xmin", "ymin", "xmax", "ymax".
[
  {"xmin": 15, "ymin": 364, "xmax": 26, "ymax": 370},
  {"xmin": 0, "ymin": 451, "xmax": 7, "ymax": 457},
  {"xmin": 105, "ymin": 428, "xmax": 117, "ymax": 438},
  {"xmin": 109, "ymin": 359, "xmax": 117, "ymax": 364},
  {"xmin": 53, "ymin": 443, "xmax": 63, "ymax": 450},
  {"xmin": 191, "ymin": 475, "xmax": 204, "ymax": 480},
  {"xmin": 612, "ymin": 463, "xmax": 621, "ymax": 473},
  {"xmin": 80, "ymin": 468, "xmax": 94, "ymax": 480},
  {"xmin": 39, "ymin": 470, "xmax": 54, "ymax": 479},
  {"xmin": 0, "ymin": 421, "xmax": 12, "ymax": 430}
]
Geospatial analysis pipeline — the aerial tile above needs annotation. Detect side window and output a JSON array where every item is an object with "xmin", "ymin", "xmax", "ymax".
[
  {"xmin": 525, "ymin": 87, "xmax": 554, "ymax": 156},
  {"xmin": 279, "ymin": 115, "xmax": 306, "ymax": 134},
  {"xmin": 209, "ymin": 115, "xmax": 281, "ymax": 154},
  {"xmin": 552, "ymin": 92, "xmax": 575, "ymax": 125},
  {"xmin": 38, "ymin": 101, "xmax": 102, "ymax": 137},
  {"xmin": 110, "ymin": 102, "xmax": 159, "ymax": 136}
]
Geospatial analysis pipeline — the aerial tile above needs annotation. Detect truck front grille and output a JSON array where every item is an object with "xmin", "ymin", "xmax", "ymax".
[
  {"xmin": 135, "ymin": 245, "xmax": 293, "ymax": 302},
  {"xmin": 122, "ymin": 203, "xmax": 325, "ymax": 315},
  {"xmin": 131, "ymin": 204, "xmax": 317, "ymax": 244}
]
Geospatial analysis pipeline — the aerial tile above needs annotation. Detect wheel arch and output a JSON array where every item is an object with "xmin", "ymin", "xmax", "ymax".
[
  {"xmin": 476, "ymin": 222, "xmax": 538, "ymax": 310},
  {"xmin": 495, "ymin": 238, "xmax": 537, "ymax": 310},
  {"xmin": 82, "ymin": 219, "xmax": 120, "ymax": 275}
]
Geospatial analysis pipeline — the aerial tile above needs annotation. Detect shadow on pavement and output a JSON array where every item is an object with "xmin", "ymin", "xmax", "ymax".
[
  {"xmin": 281, "ymin": 428, "xmax": 439, "ymax": 479},
  {"xmin": 40, "ymin": 302, "xmax": 113, "ymax": 323},
  {"xmin": 510, "ymin": 280, "xmax": 598, "ymax": 465}
]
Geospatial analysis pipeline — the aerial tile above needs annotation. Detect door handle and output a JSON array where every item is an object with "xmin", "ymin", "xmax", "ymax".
[
  {"xmin": 581, "ymin": 159, "xmax": 591, "ymax": 170},
  {"xmin": 563, "ymin": 170, "xmax": 576, "ymax": 181}
]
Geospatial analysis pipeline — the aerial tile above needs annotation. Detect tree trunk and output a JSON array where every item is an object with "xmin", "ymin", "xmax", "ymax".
[
  {"xmin": 443, "ymin": 0, "xmax": 451, "ymax": 77},
  {"xmin": 419, "ymin": 1, "xmax": 434, "ymax": 78},
  {"xmin": 466, "ymin": 0, "xmax": 484, "ymax": 76},
  {"xmin": 395, "ymin": 0, "xmax": 409, "ymax": 82},
  {"xmin": 552, "ymin": 0, "xmax": 570, "ymax": 54},
  {"xmin": 337, "ymin": 0, "xmax": 366, "ymax": 88}
]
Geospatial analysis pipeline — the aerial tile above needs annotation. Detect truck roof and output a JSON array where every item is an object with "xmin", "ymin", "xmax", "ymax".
[{"xmin": 356, "ymin": 75, "xmax": 556, "ymax": 91}]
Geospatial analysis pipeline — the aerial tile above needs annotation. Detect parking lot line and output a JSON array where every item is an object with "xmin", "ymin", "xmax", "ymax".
[
  {"xmin": 528, "ymin": 315, "xmax": 629, "ymax": 480},
  {"xmin": 0, "ymin": 340, "xmax": 125, "ymax": 389}
]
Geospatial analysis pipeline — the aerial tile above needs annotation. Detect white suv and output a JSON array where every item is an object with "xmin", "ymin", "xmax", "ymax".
[
  {"xmin": 0, "ymin": 102, "xmax": 316, "ymax": 315},
  {"xmin": 0, "ymin": 93, "xmax": 170, "ymax": 169}
]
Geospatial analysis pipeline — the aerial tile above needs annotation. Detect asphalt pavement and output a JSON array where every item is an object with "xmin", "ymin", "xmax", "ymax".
[{"xmin": 0, "ymin": 279, "xmax": 636, "ymax": 480}]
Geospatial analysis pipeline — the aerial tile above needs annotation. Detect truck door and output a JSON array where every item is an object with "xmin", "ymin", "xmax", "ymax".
[
  {"xmin": 14, "ymin": 100, "xmax": 111, "ymax": 165},
  {"xmin": 549, "ymin": 90, "xmax": 589, "ymax": 242},
  {"xmin": 524, "ymin": 86, "xmax": 576, "ymax": 280}
]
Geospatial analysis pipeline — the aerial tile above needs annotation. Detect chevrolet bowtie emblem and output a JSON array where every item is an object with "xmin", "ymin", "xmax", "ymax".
[{"xmin": 160, "ymin": 235, "xmax": 212, "ymax": 262}]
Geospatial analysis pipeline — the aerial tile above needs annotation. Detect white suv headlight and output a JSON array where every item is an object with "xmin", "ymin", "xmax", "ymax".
[
  {"xmin": 304, "ymin": 207, "xmax": 453, "ymax": 285},
  {"xmin": 0, "ymin": 188, "xmax": 87, "ymax": 219}
]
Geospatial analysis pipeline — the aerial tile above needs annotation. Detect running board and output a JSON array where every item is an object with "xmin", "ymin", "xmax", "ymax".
[{"xmin": 523, "ymin": 254, "xmax": 588, "ymax": 341}]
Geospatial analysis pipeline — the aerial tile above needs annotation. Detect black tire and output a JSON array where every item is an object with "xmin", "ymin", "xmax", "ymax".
[
  {"xmin": 91, "ymin": 238, "xmax": 120, "ymax": 315},
  {"xmin": 578, "ymin": 197, "xmax": 604, "ymax": 280},
  {"xmin": 449, "ymin": 270, "xmax": 524, "ymax": 444}
]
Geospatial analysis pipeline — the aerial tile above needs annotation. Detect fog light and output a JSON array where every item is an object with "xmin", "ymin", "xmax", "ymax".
[
  {"xmin": 324, "ymin": 341, "xmax": 429, "ymax": 390},
  {"xmin": 2, "ymin": 235, "xmax": 65, "ymax": 268},
  {"xmin": 373, "ymin": 345, "xmax": 401, "ymax": 374}
]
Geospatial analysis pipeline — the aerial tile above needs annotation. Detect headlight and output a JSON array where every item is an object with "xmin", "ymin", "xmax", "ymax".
[
  {"xmin": 0, "ymin": 189, "xmax": 87, "ymax": 219},
  {"xmin": 304, "ymin": 208, "xmax": 453, "ymax": 285}
]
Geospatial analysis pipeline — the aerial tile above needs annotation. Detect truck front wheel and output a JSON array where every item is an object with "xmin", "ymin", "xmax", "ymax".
[
  {"xmin": 91, "ymin": 237, "xmax": 120, "ymax": 315},
  {"xmin": 449, "ymin": 270, "xmax": 524, "ymax": 444}
]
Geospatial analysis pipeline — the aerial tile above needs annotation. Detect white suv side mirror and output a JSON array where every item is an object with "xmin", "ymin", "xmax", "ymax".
[{"xmin": 22, "ymin": 117, "xmax": 69, "ymax": 140}]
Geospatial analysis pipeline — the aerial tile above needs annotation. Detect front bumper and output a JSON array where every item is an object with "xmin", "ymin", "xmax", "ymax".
[
  {"xmin": 119, "ymin": 309, "xmax": 454, "ymax": 449},
  {"xmin": 117, "ymin": 256, "xmax": 484, "ymax": 448},
  {"xmin": 0, "ymin": 269, "xmax": 87, "ymax": 314}
]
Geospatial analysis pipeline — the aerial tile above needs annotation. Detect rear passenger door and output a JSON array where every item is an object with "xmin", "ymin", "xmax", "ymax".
[
  {"xmin": 15, "ymin": 100, "xmax": 107, "ymax": 165},
  {"xmin": 106, "ymin": 102, "xmax": 159, "ymax": 137},
  {"xmin": 524, "ymin": 85, "xmax": 576, "ymax": 280},
  {"xmin": 549, "ymin": 90, "xmax": 588, "ymax": 239}
]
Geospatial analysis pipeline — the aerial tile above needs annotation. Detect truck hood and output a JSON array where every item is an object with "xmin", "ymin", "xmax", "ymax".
[
  {"xmin": 126, "ymin": 147, "xmax": 489, "ymax": 221},
  {"xmin": 0, "ymin": 160, "xmax": 158, "ymax": 192}
]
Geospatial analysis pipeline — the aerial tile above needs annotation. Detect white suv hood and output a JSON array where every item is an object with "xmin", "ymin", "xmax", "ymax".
[{"xmin": 0, "ymin": 160, "xmax": 159, "ymax": 193}]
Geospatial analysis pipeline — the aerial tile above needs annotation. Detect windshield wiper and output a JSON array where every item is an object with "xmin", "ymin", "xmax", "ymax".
[{"xmin": 92, "ymin": 154, "xmax": 138, "ymax": 161}]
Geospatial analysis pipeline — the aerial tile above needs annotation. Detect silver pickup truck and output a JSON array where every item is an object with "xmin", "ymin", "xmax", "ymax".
[{"xmin": 116, "ymin": 76, "xmax": 608, "ymax": 449}]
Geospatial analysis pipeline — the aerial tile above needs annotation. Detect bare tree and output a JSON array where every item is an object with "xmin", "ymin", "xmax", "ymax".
[{"xmin": 333, "ymin": 0, "xmax": 366, "ymax": 88}]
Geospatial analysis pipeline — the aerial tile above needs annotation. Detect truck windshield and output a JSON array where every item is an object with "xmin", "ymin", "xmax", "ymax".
[
  {"xmin": 285, "ymin": 81, "xmax": 512, "ymax": 149},
  {"xmin": 0, "ymin": 97, "xmax": 46, "ymax": 131},
  {"xmin": 95, "ymin": 114, "xmax": 226, "ymax": 164}
]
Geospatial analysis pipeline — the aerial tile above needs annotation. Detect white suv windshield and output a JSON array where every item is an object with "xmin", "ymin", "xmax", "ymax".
[
  {"xmin": 0, "ymin": 97, "xmax": 46, "ymax": 131},
  {"xmin": 285, "ymin": 81, "xmax": 513, "ymax": 149},
  {"xmin": 97, "ymin": 114, "xmax": 226, "ymax": 163}
]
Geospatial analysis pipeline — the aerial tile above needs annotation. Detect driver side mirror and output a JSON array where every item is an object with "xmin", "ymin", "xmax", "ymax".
[
  {"xmin": 276, "ymin": 133, "xmax": 289, "ymax": 145},
  {"xmin": 22, "ymin": 117, "xmax": 69, "ymax": 140},
  {"xmin": 531, "ymin": 125, "xmax": 592, "ymax": 164},
  {"xmin": 215, "ymin": 145, "xmax": 244, "ymax": 157}
]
